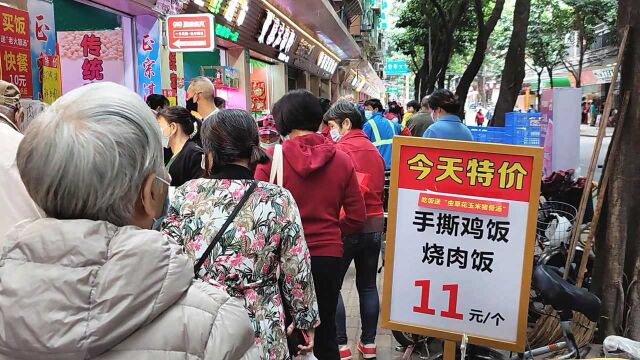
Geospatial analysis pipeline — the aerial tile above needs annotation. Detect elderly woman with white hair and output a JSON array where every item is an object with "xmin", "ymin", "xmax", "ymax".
[{"xmin": 0, "ymin": 82, "xmax": 259, "ymax": 360}]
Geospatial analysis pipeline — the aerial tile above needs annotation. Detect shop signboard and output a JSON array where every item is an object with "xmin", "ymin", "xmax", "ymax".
[
  {"xmin": 592, "ymin": 68, "xmax": 614, "ymax": 85},
  {"xmin": 207, "ymin": 0, "xmax": 249, "ymax": 26},
  {"xmin": 57, "ymin": 29, "xmax": 125, "ymax": 94},
  {"xmin": 136, "ymin": 15, "xmax": 161, "ymax": 100},
  {"xmin": 27, "ymin": 0, "xmax": 56, "ymax": 101},
  {"xmin": 166, "ymin": 13, "xmax": 215, "ymax": 52},
  {"xmin": 257, "ymin": 10, "xmax": 296, "ymax": 62},
  {"xmin": 41, "ymin": 54, "xmax": 60, "ymax": 104},
  {"xmin": 382, "ymin": 137, "xmax": 542, "ymax": 352},
  {"xmin": 387, "ymin": 85, "xmax": 399, "ymax": 94},
  {"xmin": 385, "ymin": 60, "xmax": 410, "ymax": 76},
  {"xmin": 215, "ymin": 23, "xmax": 239, "ymax": 42},
  {"xmin": 317, "ymin": 51, "xmax": 338, "ymax": 76},
  {"xmin": 0, "ymin": 5, "xmax": 33, "ymax": 98},
  {"xmin": 161, "ymin": 46, "xmax": 185, "ymax": 107}
]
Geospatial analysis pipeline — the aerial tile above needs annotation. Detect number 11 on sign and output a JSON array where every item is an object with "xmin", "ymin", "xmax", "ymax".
[{"xmin": 413, "ymin": 280, "xmax": 464, "ymax": 320}]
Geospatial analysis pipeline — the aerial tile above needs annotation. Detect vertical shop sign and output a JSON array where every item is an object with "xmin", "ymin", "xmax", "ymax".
[
  {"xmin": 41, "ymin": 54, "xmax": 60, "ymax": 104},
  {"xmin": 57, "ymin": 29, "xmax": 125, "ymax": 94},
  {"xmin": 382, "ymin": 137, "xmax": 542, "ymax": 352},
  {"xmin": 160, "ymin": 46, "xmax": 184, "ymax": 106},
  {"xmin": 0, "ymin": 5, "xmax": 33, "ymax": 98},
  {"xmin": 136, "ymin": 16, "xmax": 161, "ymax": 100},
  {"xmin": 27, "ymin": 0, "xmax": 56, "ymax": 100}
]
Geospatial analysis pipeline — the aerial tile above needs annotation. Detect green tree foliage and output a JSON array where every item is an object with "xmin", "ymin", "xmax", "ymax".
[
  {"xmin": 560, "ymin": 0, "xmax": 617, "ymax": 87},
  {"xmin": 526, "ymin": 0, "xmax": 568, "ymax": 108}
]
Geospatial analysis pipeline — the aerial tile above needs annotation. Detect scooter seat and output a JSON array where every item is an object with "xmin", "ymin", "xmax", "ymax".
[{"xmin": 532, "ymin": 265, "xmax": 601, "ymax": 322}]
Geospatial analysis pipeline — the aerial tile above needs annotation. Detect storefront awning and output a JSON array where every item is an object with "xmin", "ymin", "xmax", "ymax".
[{"xmin": 530, "ymin": 77, "xmax": 572, "ymax": 91}]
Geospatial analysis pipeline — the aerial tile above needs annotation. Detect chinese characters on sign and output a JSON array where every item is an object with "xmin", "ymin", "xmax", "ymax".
[
  {"xmin": 161, "ymin": 46, "xmax": 184, "ymax": 107},
  {"xmin": 166, "ymin": 13, "xmax": 215, "ymax": 52},
  {"xmin": 57, "ymin": 30, "xmax": 125, "ymax": 94},
  {"xmin": 136, "ymin": 15, "xmax": 161, "ymax": 100},
  {"xmin": 28, "ymin": 0, "xmax": 57, "ymax": 101},
  {"xmin": 0, "ymin": 5, "xmax": 33, "ymax": 98},
  {"xmin": 257, "ymin": 10, "xmax": 296, "ymax": 62},
  {"xmin": 207, "ymin": 0, "xmax": 249, "ymax": 26},
  {"xmin": 382, "ymin": 137, "xmax": 542, "ymax": 352},
  {"xmin": 41, "ymin": 55, "xmax": 60, "ymax": 104},
  {"xmin": 317, "ymin": 52, "xmax": 338, "ymax": 75}
]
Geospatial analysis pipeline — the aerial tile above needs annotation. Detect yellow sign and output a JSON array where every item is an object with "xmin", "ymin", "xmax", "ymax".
[{"xmin": 42, "ymin": 65, "xmax": 61, "ymax": 104}]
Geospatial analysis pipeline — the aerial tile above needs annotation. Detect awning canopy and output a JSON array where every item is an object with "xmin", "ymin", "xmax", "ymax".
[{"xmin": 530, "ymin": 77, "xmax": 572, "ymax": 91}]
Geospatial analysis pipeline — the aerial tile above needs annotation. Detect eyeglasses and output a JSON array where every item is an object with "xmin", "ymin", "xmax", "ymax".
[{"xmin": 155, "ymin": 173, "xmax": 171, "ymax": 187}]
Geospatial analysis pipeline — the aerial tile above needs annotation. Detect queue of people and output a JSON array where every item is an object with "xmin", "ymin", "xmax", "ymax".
[{"xmin": 0, "ymin": 73, "xmax": 475, "ymax": 360}]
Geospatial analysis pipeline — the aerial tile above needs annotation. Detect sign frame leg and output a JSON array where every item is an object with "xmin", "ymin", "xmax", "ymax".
[{"xmin": 444, "ymin": 340, "xmax": 457, "ymax": 360}]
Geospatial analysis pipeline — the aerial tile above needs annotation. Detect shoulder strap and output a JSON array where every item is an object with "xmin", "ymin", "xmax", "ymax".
[
  {"xmin": 194, "ymin": 180, "xmax": 258, "ymax": 279},
  {"xmin": 269, "ymin": 143, "xmax": 283, "ymax": 186}
]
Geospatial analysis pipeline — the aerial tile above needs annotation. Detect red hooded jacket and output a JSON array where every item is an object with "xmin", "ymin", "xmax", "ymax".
[
  {"xmin": 255, "ymin": 133, "xmax": 366, "ymax": 257},
  {"xmin": 335, "ymin": 130, "xmax": 385, "ymax": 232}
]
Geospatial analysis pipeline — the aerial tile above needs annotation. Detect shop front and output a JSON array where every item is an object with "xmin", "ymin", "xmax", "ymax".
[{"xmin": 189, "ymin": 0, "xmax": 341, "ymax": 114}]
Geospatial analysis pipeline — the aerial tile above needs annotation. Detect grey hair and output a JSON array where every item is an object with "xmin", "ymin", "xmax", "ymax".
[
  {"xmin": 324, "ymin": 100, "xmax": 364, "ymax": 129},
  {"xmin": 189, "ymin": 76, "xmax": 215, "ymax": 98},
  {"xmin": 16, "ymin": 82, "xmax": 164, "ymax": 226}
]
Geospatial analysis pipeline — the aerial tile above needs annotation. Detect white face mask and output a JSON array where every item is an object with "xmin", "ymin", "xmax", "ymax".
[
  {"xmin": 260, "ymin": 142, "xmax": 276, "ymax": 150},
  {"xmin": 364, "ymin": 110, "xmax": 373, "ymax": 120},
  {"xmin": 160, "ymin": 125, "xmax": 171, "ymax": 148},
  {"xmin": 330, "ymin": 128, "xmax": 342, "ymax": 142}
]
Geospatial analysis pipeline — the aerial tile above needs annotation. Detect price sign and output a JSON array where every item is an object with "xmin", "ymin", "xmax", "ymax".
[{"xmin": 381, "ymin": 137, "xmax": 542, "ymax": 352}]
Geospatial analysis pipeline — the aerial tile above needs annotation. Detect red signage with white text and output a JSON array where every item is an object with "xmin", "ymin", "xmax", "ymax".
[
  {"xmin": 0, "ymin": 5, "xmax": 33, "ymax": 98},
  {"xmin": 166, "ymin": 14, "xmax": 215, "ymax": 52}
]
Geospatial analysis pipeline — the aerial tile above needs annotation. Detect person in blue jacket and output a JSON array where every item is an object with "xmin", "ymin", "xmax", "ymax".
[
  {"xmin": 362, "ymin": 99, "xmax": 401, "ymax": 170},
  {"xmin": 423, "ymin": 89, "xmax": 473, "ymax": 141}
]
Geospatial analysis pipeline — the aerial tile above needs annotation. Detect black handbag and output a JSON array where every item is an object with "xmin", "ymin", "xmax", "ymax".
[{"xmin": 194, "ymin": 180, "xmax": 258, "ymax": 279}]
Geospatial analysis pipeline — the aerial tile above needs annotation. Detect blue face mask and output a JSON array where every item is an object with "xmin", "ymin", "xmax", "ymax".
[
  {"xmin": 365, "ymin": 110, "xmax": 373, "ymax": 120},
  {"xmin": 152, "ymin": 175, "xmax": 171, "ymax": 231}
]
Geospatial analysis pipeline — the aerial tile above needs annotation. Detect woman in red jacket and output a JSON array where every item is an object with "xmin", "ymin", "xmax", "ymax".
[
  {"xmin": 325, "ymin": 101, "xmax": 385, "ymax": 360},
  {"xmin": 255, "ymin": 90, "xmax": 366, "ymax": 360}
]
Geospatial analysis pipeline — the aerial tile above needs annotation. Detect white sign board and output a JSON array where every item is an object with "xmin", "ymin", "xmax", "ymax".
[{"xmin": 382, "ymin": 137, "xmax": 543, "ymax": 352}]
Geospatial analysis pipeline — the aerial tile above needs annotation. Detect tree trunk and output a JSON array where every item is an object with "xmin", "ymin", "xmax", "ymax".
[
  {"xmin": 618, "ymin": 2, "xmax": 640, "ymax": 338},
  {"xmin": 592, "ymin": 0, "xmax": 640, "ymax": 340},
  {"xmin": 546, "ymin": 65, "xmax": 554, "ymax": 89},
  {"xmin": 478, "ymin": 71, "xmax": 487, "ymax": 106},
  {"xmin": 492, "ymin": 0, "xmax": 532, "ymax": 126}
]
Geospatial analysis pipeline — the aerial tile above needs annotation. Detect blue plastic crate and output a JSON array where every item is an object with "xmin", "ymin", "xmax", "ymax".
[
  {"xmin": 467, "ymin": 126, "xmax": 512, "ymax": 144},
  {"xmin": 505, "ymin": 112, "xmax": 542, "ymax": 146}
]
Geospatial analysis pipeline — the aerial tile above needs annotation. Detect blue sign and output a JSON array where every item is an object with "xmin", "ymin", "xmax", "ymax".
[
  {"xmin": 136, "ymin": 15, "xmax": 161, "ymax": 100},
  {"xmin": 28, "ymin": 0, "xmax": 57, "ymax": 101},
  {"xmin": 385, "ymin": 60, "xmax": 410, "ymax": 76}
]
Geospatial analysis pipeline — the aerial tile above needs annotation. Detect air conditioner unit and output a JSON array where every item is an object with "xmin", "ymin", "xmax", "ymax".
[{"xmin": 375, "ymin": 63, "xmax": 384, "ymax": 71}]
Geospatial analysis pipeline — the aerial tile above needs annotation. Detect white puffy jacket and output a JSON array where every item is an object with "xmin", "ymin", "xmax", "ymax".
[{"xmin": 0, "ymin": 218, "xmax": 259, "ymax": 359}]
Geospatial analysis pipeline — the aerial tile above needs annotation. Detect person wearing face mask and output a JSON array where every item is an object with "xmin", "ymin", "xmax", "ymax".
[
  {"xmin": 256, "ymin": 114, "xmax": 280, "ymax": 149},
  {"xmin": 157, "ymin": 106, "xmax": 204, "ymax": 187},
  {"xmin": 0, "ymin": 82, "xmax": 258, "ymax": 360},
  {"xmin": 362, "ymin": 98, "xmax": 401, "ymax": 170},
  {"xmin": 422, "ymin": 89, "xmax": 473, "ymax": 141},
  {"xmin": 0, "ymin": 80, "xmax": 43, "ymax": 237},
  {"xmin": 325, "ymin": 101, "xmax": 385, "ymax": 360},
  {"xmin": 186, "ymin": 76, "xmax": 218, "ymax": 121}
]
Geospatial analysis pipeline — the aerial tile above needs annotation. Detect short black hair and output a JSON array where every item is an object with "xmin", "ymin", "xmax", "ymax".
[
  {"xmin": 214, "ymin": 96, "xmax": 226, "ymax": 109},
  {"xmin": 407, "ymin": 100, "xmax": 420, "ymax": 111},
  {"xmin": 427, "ymin": 89, "xmax": 460, "ymax": 114},
  {"xmin": 324, "ymin": 100, "xmax": 364, "ymax": 130},
  {"xmin": 146, "ymin": 94, "xmax": 169, "ymax": 111},
  {"xmin": 272, "ymin": 90, "xmax": 323, "ymax": 135},
  {"xmin": 201, "ymin": 109, "xmax": 269, "ymax": 171},
  {"xmin": 319, "ymin": 97, "xmax": 332, "ymax": 115},
  {"xmin": 364, "ymin": 99, "xmax": 384, "ymax": 113}
]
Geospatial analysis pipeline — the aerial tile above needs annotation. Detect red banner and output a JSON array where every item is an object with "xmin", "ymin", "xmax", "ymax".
[
  {"xmin": 398, "ymin": 145, "xmax": 534, "ymax": 202},
  {"xmin": 0, "ymin": 5, "xmax": 32, "ymax": 98}
]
